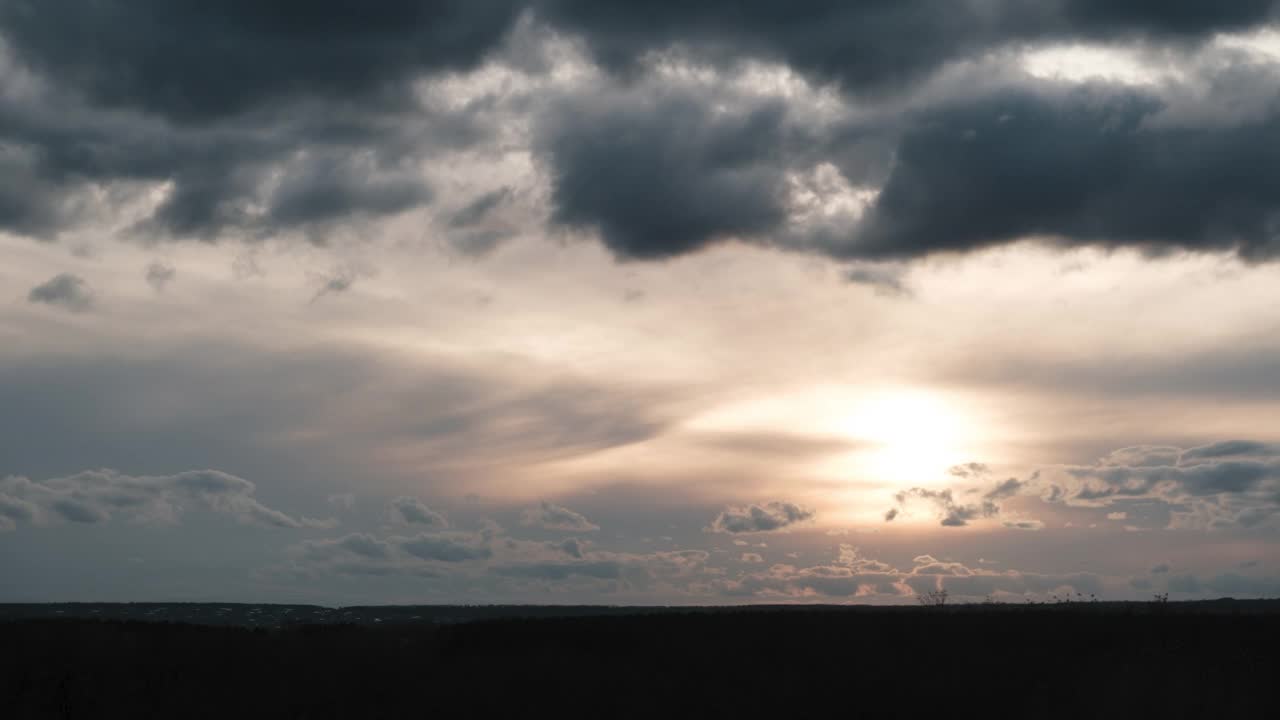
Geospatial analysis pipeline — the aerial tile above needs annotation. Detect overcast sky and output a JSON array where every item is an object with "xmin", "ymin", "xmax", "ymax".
[{"xmin": 3, "ymin": 1, "xmax": 1280, "ymax": 605}]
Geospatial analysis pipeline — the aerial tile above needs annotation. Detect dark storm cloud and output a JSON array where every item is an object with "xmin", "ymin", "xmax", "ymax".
[
  {"xmin": 842, "ymin": 84, "xmax": 1280, "ymax": 262},
  {"xmin": 539, "ymin": 66, "xmax": 1280, "ymax": 264},
  {"xmin": 533, "ymin": 1, "xmax": 1279, "ymax": 93},
  {"xmin": 4, "ymin": 2, "xmax": 1280, "ymax": 263},
  {"xmin": 538, "ymin": 90, "xmax": 797, "ymax": 259},
  {"xmin": 0, "ymin": 0, "xmax": 523, "ymax": 121},
  {"xmin": 8, "ymin": 1, "xmax": 1274, "ymax": 123},
  {"xmin": 709, "ymin": 501, "xmax": 814, "ymax": 534},
  {"xmin": 27, "ymin": 273, "xmax": 93, "ymax": 312},
  {"xmin": 0, "ymin": 14, "xmax": 500, "ymax": 242}
]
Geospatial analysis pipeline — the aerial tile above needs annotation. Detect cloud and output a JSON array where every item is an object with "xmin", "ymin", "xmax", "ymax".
[
  {"xmin": 390, "ymin": 497, "xmax": 448, "ymax": 528},
  {"xmin": 538, "ymin": 85, "xmax": 798, "ymax": 259},
  {"xmin": 949, "ymin": 462, "xmax": 991, "ymax": 480},
  {"xmin": 741, "ymin": 552, "xmax": 764, "ymax": 563},
  {"xmin": 985, "ymin": 478, "xmax": 1025, "ymax": 500},
  {"xmin": 0, "ymin": 14, "xmax": 498, "ymax": 242},
  {"xmin": 1151, "ymin": 563, "xmax": 1171, "ymax": 574},
  {"xmin": 557, "ymin": 537, "xmax": 585, "ymax": 559},
  {"xmin": 310, "ymin": 263, "xmax": 376, "ymax": 303},
  {"xmin": 327, "ymin": 493, "xmax": 356, "ymax": 511},
  {"xmin": 399, "ymin": 532, "xmax": 492, "ymax": 562},
  {"xmin": 1036, "ymin": 440, "xmax": 1280, "ymax": 528},
  {"xmin": 521, "ymin": 501, "xmax": 599, "ymax": 532},
  {"xmin": 891, "ymin": 488, "xmax": 999, "ymax": 528},
  {"xmin": 537, "ymin": 49, "xmax": 1280, "ymax": 266},
  {"xmin": 291, "ymin": 529, "xmax": 493, "ymax": 578},
  {"xmin": 709, "ymin": 501, "xmax": 814, "ymax": 534},
  {"xmin": 27, "ymin": 273, "xmax": 93, "ymax": 312},
  {"xmin": 449, "ymin": 187, "xmax": 514, "ymax": 228},
  {"xmin": 720, "ymin": 550, "xmax": 1103, "ymax": 600},
  {"xmin": 144, "ymin": 262, "xmax": 176, "ymax": 292},
  {"xmin": 2, "ymin": 1, "xmax": 1280, "ymax": 269},
  {"xmin": 1002, "ymin": 519, "xmax": 1045, "ymax": 531},
  {"xmin": 534, "ymin": 1, "xmax": 1280, "ymax": 94},
  {"xmin": 0, "ymin": 469, "xmax": 328, "ymax": 531},
  {"xmin": 838, "ymin": 77, "xmax": 1280, "ymax": 263},
  {"xmin": 0, "ymin": 341, "xmax": 676, "ymax": 491},
  {"xmin": 844, "ymin": 264, "xmax": 910, "ymax": 297},
  {"xmin": 0, "ymin": 1, "xmax": 522, "ymax": 122}
]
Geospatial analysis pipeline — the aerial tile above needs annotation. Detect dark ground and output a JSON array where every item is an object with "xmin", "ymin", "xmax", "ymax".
[{"xmin": 2, "ymin": 601, "xmax": 1277, "ymax": 718}]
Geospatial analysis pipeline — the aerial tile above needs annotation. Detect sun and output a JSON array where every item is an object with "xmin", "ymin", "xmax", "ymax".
[{"xmin": 837, "ymin": 389, "xmax": 971, "ymax": 484}]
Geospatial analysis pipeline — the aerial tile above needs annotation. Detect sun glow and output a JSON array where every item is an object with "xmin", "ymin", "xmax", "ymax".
[
  {"xmin": 837, "ymin": 389, "xmax": 973, "ymax": 485},
  {"xmin": 683, "ymin": 385, "xmax": 980, "ymax": 489}
]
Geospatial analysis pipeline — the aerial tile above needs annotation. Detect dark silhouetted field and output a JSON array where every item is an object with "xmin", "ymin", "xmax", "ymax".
[{"xmin": 2, "ymin": 601, "xmax": 1277, "ymax": 718}]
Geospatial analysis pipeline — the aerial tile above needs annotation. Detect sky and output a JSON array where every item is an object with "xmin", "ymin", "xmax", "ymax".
[{"xmin": 3, "ymin": 1, "xmax": 1280, "ymax": 605}]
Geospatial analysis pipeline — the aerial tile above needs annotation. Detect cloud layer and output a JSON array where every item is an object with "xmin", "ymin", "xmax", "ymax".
[
  {"xmin": 0, "ymin": 469, "xmax": 330, "ymax": 531},
  {"xmin": 3, "ymin": 3, "xmax": 1280, "ymax": 264}
]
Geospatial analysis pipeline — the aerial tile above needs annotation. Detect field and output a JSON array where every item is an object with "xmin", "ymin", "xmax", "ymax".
[{"xmin": 2, "ymin": 601, "xmax": 1277, "ymax": 718}]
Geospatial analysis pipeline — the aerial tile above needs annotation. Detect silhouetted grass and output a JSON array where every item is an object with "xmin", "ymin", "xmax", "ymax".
[{"xmin": 1, "ymin": 604, "xmax": 1276, "ymax": 718}]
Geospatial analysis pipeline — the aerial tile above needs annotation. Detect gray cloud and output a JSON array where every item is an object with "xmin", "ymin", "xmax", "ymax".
[
  {"xmin": 843, "ymin": 265, "xmax": 910, "ymax": 297},
  {"xmin": 709, "ymin": 501, "xmax": 814, "ymax": 534},
  {"xmin": 557, "ymin": 537, "xmax": 584, "ymax": 559},
  {"xmin": 721, "ymin": 550, "xmax": 1102, "ymax": 600},
  {"xmin": 891, "ymin": 488, "xmax": 999, "ymax": 527},
  {"xmin": 390, "ymin": 497, "xmax": 449, "ymax": 528},
  {"xmin": 985, "ymin": 478, "xmax": 1025, "ymax": 500},
  {"xmin": 1039, "ymin": 440, "xmax": 1280, "ymax": 528},
  {"xmin": 399, "ymin": 532, "xmax": 492, "ymax": 562},
  {"xmin": 521, "ymin": 501, "xmax": 599, "ymax": 532},
  {"xmin": 0, "ymin": 342, "xmax": 675, "ymax": 489},
  {"xmin": 495, "ymin": 559, "xmax": 624, "ymax": 582},
  {"xmin": 144, "ymin": 262, "xmax": 176, "ymax": 292},
  {"xmin": 1002, "ymin": 520, "xmax": 1045, "ymax": 531},
  {"xmin": 27, "ymin": 273, "xmax": 93, "ymax": 312},
  {"xmin": 310, "ymin": 264, "xmax": 374, "ymax": 303},
  {"xmin": 0, "ymin": 468, "xmax": 330, "ymax": 530},
  {"xmin": 449, "ymin": 187, "xmax": 514, "ymax": 228},
  {"xmin": 291, "ymin": 529, "xmax": 493, "ymax": 578}
]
